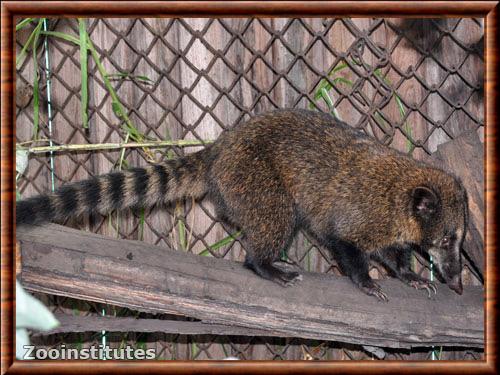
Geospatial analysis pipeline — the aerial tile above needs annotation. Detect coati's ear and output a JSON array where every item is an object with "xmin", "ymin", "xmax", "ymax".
[{"xmin": 411, "ymin": 186, "xmax": 439, "ymax": 219}]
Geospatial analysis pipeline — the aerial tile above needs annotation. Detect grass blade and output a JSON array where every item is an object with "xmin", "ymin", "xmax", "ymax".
[
  {"xmin": 175, "ymin": 202, "xmax": 187, "ymax": 251},
  {"xmin": 178, "ymin": 219, "xmax": 187, "ymax": 251},
  {"xmin": 332, "ymin": 77, "xmax": 353, "ymax": 86},
  {"xmin": 106, "ymin": 72, "xmax": 153, "ymax": 83},
  {"xmin": 16, "ymin": 18, "xmax": 34, "ymax": 31},
  {"xmin": 16, "ymin": 18, "xmax": 44, "ymax": 70},
  {"xmin": 78, "ymin": 19, "xmax": 89, "ymax": 129},
  {"xmin": 87, "ymin": 38, "xmax": 148, "ymax": 143},
  {"xmin": 319, "ymin": 88, "xmax": 334, "ymax": 110},
  {"xmin": 138, "ymin": 208, "xmax": 145, "ymax": 241},
  {"xmin": 394, "ymin": 92, "xmax": 414, "ymax": 152},
  {"xmin": 40, "ymin": 30, "xmax": 80, "ymax": 45},
  {"xmin": 310, "ymin": 62, "xmax": 351, "ymax": 110},
  {"xmin": 330, "ymin": 61, "xmax": 349, "ymax": 74},
  {"xmin": 31, "ymin": 19, "xmax": 44, "ymax": 140},
  {"xmin": 134, "ymin": 75, "xmax": 153, "ymax": 83},
  {"xmin": 198, "ymin": 231, "xmax": 242, "ymax": 257},
  {"xmin": 373, "ymin": 68, "xmax": 414, "ymax": 153},
  {"xmin": 41, "ymin": 26, "xmax": 153, "ymax": 160}
]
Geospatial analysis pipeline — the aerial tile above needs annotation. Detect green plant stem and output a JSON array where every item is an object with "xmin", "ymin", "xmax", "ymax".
[
  {"xmin": 173, "ymin": 199, "xmax": 189, "ymax": 252},
  {"xmin": 78, "ymin": 19, "xmax": 89, "ymax": 129},
  {"xmin": 86, "ymin": 39, "xmax": 140, "ymax": 138},
  {"xmin": 31, "ymin": 19, "xmax": 45, "ymax": 139},
  {"xmin": 40, "ymin": 29, "xmax": 154, "ymax": 159}
]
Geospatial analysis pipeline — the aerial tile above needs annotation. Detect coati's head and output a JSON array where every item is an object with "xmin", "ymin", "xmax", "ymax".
[{"xmin": 409, "ymin": 173, "xmax": 468, "ymax": 295}]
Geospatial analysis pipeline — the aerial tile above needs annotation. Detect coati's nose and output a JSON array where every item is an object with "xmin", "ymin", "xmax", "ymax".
[{"xmin": 448, "ymin": 276, "xmax": 463, "ymax": 295}]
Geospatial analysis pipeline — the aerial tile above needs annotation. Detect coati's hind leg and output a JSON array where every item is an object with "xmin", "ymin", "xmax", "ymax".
[
  {"xmin": 371, "ymin": 245, "xmax": 437, "ymax": 298},
  {"xmin": 239, "ymin": 208, "xmax": 301, "ymax": 287},
  {"xmin": 241, "ymin": 219, "xmax": 302, "ymax": 287},
  {"xmin": 212, "ymin": 162, "xmax": 301, "ymax": 286},
  {"xmin": 324, "ymin": 237, "xmax": 388, "ymax": 302},
  {"xmin": 244, "ymin": 254, "xmax": 302, "ymax": 287}
]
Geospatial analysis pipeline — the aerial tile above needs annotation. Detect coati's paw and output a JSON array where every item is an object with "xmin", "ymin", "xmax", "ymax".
[
  {"xmin": 277, "ymin": 271, "xmax": 303, "ymax": 287},
  {"xmin": 358, "ymin": 280, "xmax": 388, "ymax": 302},
  {"xmin": 409, "ymin": 280, "xmax": 437, "ymax": 299},
  {"xmin": 247, "ymin": 260, "xmax": 303, "ymax": 287}
]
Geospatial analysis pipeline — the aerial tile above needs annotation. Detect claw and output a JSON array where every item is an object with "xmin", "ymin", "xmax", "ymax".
[
  {"xmin": 373, "ymin": 289, "xmax": 389, "ymax": 302},
  {"xmin": 409, "ymin": 280, "xmax": 437, "ymax": 299},
  {"xmin": 279, "ymin": 272, "xmax": 303, "ymax": 287},
  {"xmin": 425, "ymin": 287, "xmax": 431, "ymax": 299},
  {"xmin": 427, "ymin": 283, "xmax": 437, "ymax": 295},
  {"xmin": 360, "ymin": 281, "xmax": 389, "ymax": 302}
]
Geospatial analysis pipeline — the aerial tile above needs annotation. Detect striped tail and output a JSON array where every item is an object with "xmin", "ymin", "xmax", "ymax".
[{"xmin": 16, "ymin": 151, "xmax": 209, "ymax": 226}]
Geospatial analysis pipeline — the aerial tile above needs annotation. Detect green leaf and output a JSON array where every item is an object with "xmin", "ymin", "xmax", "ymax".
[
  {"xmin": 138, "ymin": 208, "xmax": 145, "ymax": 241},
  {"xmin": 135, "ymin": 75, "xmax": 153, "ymax": 83},
  {"xmin": 16, "ymin": 18, "xmax": 34, "ymax": 31},
  {"xmin": 111, "ymin": 101, "xmax": 122, "ymax": 117},
  {"xmin": 31, "ymin": 19, "xmax": 44, "ymax": 140},
  {"xmin": 332, "ymin": 77, "xmax": 353, "ymax": 86},
  {"xmin": 319, "ymin": 87, "xmax": 334, "ymax": 109},
  {"xmin": 40, "ymin": 30, "xmax": 80, "ymax": 46},
  {"xmin": 105, "ymin": 73, "xmax": 127, "ymax": 79},
  {"xmin": 330, "ymin": 61, "xmax": 349, "ymax": 74},
  {"xmin": 86, "ymin": 37, "xmax": 150, "ymax": 148},
  {"xmin": 198, "ymin": 231, "xmax": 242, "ymax": 257},
  {"xmin": 78, "ymin": 19, "xmax": 89, "ymax": 129},
  {"xmin": 175, "ymin": 202, "xmax": 187, "ymax": 251},
  {"xmin": 16, "ymin": 18, "xmax": 43, "ymax": 70},
  {"xmin": 106, "ymin": 72, "xmax": 153, "ymax": 83}
]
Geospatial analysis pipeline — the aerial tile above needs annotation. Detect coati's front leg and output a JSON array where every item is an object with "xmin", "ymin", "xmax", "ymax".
[
  {"xmin": 371, "ymin": 245, "xmax": 437, "ymax": 298},
  {"xmin": 325, "ymin": 237, "xmax": 388, "ymax": 302}
]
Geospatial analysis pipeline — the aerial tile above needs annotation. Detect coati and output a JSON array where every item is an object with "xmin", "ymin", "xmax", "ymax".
[{"xmin": 16, "ymin": 109, "xmax": 467, "ymax": 301}]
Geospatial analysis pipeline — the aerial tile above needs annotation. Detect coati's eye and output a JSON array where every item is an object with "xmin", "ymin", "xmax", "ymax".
[{"xmin": 441, "ymin": 236, "xmax": 450, "ymax": 247}]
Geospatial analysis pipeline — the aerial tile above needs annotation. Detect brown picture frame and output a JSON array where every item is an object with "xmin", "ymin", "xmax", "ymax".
[{"xmin": 1, "ymin": 1, "xmax": 497, "ymax": 373}]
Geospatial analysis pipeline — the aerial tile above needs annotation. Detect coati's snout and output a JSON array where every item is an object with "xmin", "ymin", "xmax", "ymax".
[
  {"xmin": 428, "ymin": 245, "xmax": 463, "ymax": 295},
  {"xmin": 411, "ymin": 183, "xmax": 466, "ymax": 295}
]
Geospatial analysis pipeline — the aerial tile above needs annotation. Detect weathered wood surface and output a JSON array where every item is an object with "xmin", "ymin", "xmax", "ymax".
[
  {"xmin": 36, "ymin": 314, "xmax": 280, "ymax": 338},
  {"xmin": 17, "ymin": 224, "xmax": 484, "ymax": 349},
  {"xmin": 426, "ymin": 130, "xmax": 484, "ymax": 280}
]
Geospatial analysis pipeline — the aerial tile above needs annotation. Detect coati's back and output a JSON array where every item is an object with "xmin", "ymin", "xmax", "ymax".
[
  {"xmin": 17, "ymin": 109, "xmax": 468, "ymax": 298},
  {"xmin": 210, "ymin": 109, "xmax": 466, "ymax": 249}
]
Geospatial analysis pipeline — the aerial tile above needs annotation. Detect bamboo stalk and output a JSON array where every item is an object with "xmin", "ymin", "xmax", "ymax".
[{"xmin": 18, "ymin": 139, "xmax": 214, "ymax": 155}]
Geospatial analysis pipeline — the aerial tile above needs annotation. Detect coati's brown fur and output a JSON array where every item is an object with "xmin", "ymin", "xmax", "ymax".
[{"xmin": 17, "ymin": 109, "xmax": 468, "ymax": 300}]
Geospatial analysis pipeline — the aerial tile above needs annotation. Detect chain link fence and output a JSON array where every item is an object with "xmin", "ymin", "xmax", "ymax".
[{"xmin": 16, "ymin": 17, "xmax": 484, "ymax": 360}]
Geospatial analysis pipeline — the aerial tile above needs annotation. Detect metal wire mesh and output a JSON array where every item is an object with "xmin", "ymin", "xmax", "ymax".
[{"xmin": 16, "ymin": 17, "xmax": 484, "ymax": 360}]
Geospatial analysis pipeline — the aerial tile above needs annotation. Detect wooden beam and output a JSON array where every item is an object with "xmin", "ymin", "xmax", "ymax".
[
  {"xmin": 35, "ymin": 314, "xmax": 283, "ymax": 338},
  {"xmin": 17, "ymin": 224, "xmax": 484, "ymax": 349}
]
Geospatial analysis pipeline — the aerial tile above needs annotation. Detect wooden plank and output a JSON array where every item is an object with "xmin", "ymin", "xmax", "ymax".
[
  {"xmin": 18, "ymin": 224, "xmax": 484, "ymax": 349},
  {"xmin": 36, "ymin": 314, "xmax": 280, "ymax": 338}
]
